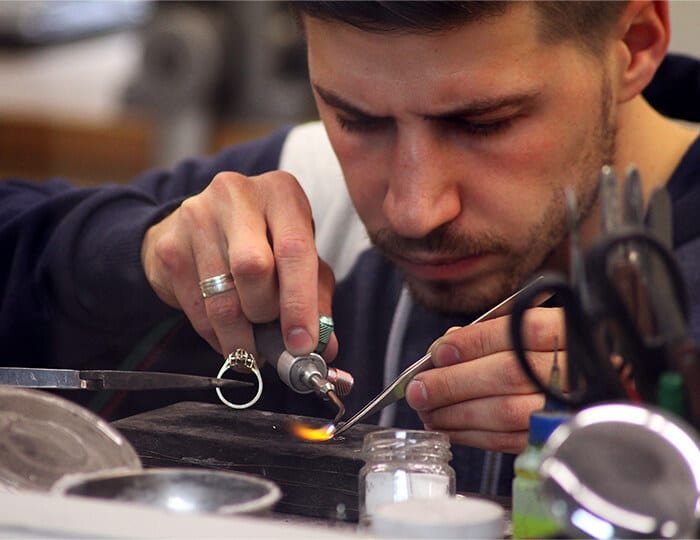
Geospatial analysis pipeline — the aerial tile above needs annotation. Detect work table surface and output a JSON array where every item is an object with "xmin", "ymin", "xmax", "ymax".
[{"xmin": 113, "ymin": 401, "xmax": 381, "ymax": 523}]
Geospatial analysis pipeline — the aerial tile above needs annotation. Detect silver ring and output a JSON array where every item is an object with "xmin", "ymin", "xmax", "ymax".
[
  {"xmin": 216, "ymin": 348, "xmax": 263, "ymax": 410},
  {"xmin": 199, "ymin": 273, "xmax": 235, "ymax": 298}
]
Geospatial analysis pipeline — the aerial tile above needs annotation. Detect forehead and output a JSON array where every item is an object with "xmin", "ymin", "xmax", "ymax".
[{"xmin": 303, "ymin": 4, "xmax": 553, "ymax": 108}]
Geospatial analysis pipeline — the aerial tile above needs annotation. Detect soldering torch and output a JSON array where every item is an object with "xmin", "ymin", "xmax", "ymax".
[{"xmin": 253, "ymin": 315, "xmax": 353, "ymax": 424}]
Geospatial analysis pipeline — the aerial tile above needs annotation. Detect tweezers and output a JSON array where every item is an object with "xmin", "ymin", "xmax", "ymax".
[
  {"xmin": 0, "ymin": 367, "xmax": 253, "ymax": 391},
  {"xmin": 333, "ymin": 276, "xmax": 548, "ymax": 437}
]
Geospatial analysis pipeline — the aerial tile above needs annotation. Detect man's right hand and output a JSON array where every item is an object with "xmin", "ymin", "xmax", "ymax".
[
  {"xmin": 140, "ymin": 170, "xmax": 337, "ymax": 364},
  {"xmin": 406, "ymin": 307, "xmax": 566, "ymax": 454}
]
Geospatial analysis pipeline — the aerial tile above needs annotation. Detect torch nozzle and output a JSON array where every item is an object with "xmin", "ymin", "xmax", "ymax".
[
  {"xmin": 327, "ymin": 389, "xmax": 346, "ymax": 426},
  {"xmin": 307, "ymin": 373, "xmax": 346, "ymax": 426}
]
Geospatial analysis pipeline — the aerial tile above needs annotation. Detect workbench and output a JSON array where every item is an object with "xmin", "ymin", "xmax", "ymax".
[
  {"xmin": 111, "ymin": 401, "xmax": 512, "ymax": 533},
  {"xmin": 112, "ymin": 402, "xmax": 382, "ymax": 523},
  {"xmin": 0, "ymin": 396, "xmax": 512, "ymax": 537}
]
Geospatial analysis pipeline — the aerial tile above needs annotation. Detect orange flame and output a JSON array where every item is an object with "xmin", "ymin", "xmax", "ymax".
[{"xmin": 289, "ymin": 421, "xmax": 336, "ymax": 442}]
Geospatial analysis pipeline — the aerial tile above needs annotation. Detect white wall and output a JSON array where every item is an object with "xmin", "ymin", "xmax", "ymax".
[{"xmin": 669, "ymin": 1, "xmax": 700, "ymax": 58}]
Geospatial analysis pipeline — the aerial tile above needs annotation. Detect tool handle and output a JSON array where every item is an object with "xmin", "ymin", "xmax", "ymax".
[
  {"xmin": 253, "ymin": 318, "xmax": 339, "ymax": 395},
  {"xmin": 253, "ymin": 316, "xmax": 334, "ymax": 367},
  {"xmin": 253, "ymin": 320, "xmax": 288, "ymax": 370}
]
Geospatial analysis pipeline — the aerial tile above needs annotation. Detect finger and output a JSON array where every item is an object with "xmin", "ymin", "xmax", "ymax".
[
  {"xmin": 319, "ymin": 333, "xmax": 339, "ymax": 364},
  {"xmin": 261, "ymin": 173, "xmax": 320, "ymax": 355},
  {"xmin": 406, "ymin": 351, "xmax": 562, "ymax": 411},
  {"xmin": 417, "ymin": 393, "xmax": 544, "ymax": 433},
  {"xmin": 143, "ymin": 210, "xmax": 224, "ymax": 353},
  {"xmin": 142, "ymin": 211, "xmax": 189, "ymax": 310},
  {"xmin": 317, "ymin": 259, "xmax": 338, "ymax": 362},
  {"xmin": 516, "ymin": 307, "xmax": 567, "ymax": 351},
  {"xmin": 173, "ymin": 268, "xmax": 223, "ymax": 353},
  {"xmin": 179, "ymin": 194, "xmax": 256, "ymax": 357},
  {"xmin": 429, "ymin": 307, "xmax": 566, "ymax": 368},
  {"xmin": 437, "ymin": 428, "xmax": 530, "ymax": 454},
  {"xmin": 214, "ymin": 172, "xmax": 280, "ymax": 324}
]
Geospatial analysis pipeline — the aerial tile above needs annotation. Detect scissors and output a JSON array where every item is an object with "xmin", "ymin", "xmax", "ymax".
[
  {"xmin": 509, "ymin": 270, "xmax": 632, "ymax": 409},
  {"xmin": 0, "ymin": 367, "xmax": 253, "ymax": 391},
  {"xmin": 333, "ymin": 276, "xmax": 551, "ymax": 437},
  {"xmin": 509, "ymin": 166, "xmax": 695, "ymax": 413}
]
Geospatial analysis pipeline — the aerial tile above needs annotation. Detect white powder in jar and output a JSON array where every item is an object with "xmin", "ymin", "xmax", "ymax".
[{"xmin": 364, "ymin": 470, "xmax": 452, "ymax": 517}]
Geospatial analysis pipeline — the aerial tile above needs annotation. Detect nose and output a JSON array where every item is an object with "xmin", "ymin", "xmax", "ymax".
[{"xmin": 383, "ymin": 129, "xmax": 461, "ymax": 238}]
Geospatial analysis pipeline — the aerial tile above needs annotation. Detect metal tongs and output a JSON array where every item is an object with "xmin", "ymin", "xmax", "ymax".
[
  {"xmin": 333, "ymin": 276, "xmax": 550, "ymax": 437},
  {"xmin": 0, "ymin": 367, "xmax": 253, "ymax": 391}
]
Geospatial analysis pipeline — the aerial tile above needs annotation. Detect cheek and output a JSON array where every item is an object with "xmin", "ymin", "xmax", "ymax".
[
  {"xmin": 343, "ymin": 165, "xmax": 387, "ymax": 230},
  {"xmin": 467, "ymin": 116, "xmax": 596, "ymax": 232},
  {"xmin": 463, "ymin": 133, "xmax": 560, "ymax": 206},
  {"xmin": 492, "ymin": 120, "xmax": 582, "ymax": 180},
  {"xmin": 516, "ymin": 100, "xmax": 603, "ymax": 182}
]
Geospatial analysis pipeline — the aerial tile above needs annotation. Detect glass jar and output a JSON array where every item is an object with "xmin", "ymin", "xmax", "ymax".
[{"xmin": 358, "ymin": 429, "xmax": 456, "ymax": 527}]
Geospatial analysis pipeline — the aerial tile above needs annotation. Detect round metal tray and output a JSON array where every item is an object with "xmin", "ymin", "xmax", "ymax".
[
  {"xmin": 0, "ymin": 386, "xmax": 141, "ymax": 493},
  {"xmin": 53, "ymin": 468, "xmax": 282, "ymax": 515}
]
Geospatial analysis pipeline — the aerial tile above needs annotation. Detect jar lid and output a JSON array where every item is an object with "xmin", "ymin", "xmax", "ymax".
[{"xmin": 370, "ymin": 496, "xmax": 505, "ymax": 539}]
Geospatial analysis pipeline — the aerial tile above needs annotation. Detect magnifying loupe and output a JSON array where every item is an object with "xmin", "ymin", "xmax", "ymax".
[{"xmin": 539, "ymin": 403, "xmax": 700, "ymax": 539}]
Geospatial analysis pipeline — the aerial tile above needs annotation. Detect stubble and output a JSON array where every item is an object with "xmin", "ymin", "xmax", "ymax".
[{"xmin": 370, "ymin": 72, "xmax": 617, "ymax": 316}]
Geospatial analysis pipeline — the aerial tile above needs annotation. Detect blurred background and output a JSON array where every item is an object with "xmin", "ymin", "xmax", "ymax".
[{"xmin": 0, "ymin": 0, "xmax": 698, "ymax": 186}]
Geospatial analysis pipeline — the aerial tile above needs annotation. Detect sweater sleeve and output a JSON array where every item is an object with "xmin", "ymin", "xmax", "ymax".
[{"xmin": 0, "ymin": 127, "xmax": 292, "ymax": 369}]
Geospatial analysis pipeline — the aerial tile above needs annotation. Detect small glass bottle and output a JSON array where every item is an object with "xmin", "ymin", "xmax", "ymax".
[
  {"xmin": 512, "ymin": 410, "xmax": 571, "ymax": 539},
  {"xmin": 358, "ymin": 429, "xmax": 456, "ymax": 527}
]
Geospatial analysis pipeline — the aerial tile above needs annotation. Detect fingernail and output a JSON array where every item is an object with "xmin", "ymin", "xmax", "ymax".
[
  {"xmin": 434, "ymin": 343, "xmax": 460, "ymax": 366},
  {"xmin": 406, "ymin": 379, "xmax": 428, "ymax": 409},
  {"xmin": 287, "ymin": 327, "xmax": 313, "ymax": 355}
]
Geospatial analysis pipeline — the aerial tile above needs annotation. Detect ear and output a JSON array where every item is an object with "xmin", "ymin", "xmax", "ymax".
[{"xmin": 615, "ymin": 1, "xmax": 670, "ymax": 103}]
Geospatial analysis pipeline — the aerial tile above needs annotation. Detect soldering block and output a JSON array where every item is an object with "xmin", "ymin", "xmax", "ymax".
[{"xmin": 112, "ymin": 402, "xmax": 382, "ymax": 521}]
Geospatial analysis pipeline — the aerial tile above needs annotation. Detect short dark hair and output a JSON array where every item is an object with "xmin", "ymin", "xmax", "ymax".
[
  {"xmin": 291, "ymin": 1, "xmax": 628, "ymax": 56},
  {"xmin": 535, "ymin": 2, "xmax": 628, "ymax": 55}
]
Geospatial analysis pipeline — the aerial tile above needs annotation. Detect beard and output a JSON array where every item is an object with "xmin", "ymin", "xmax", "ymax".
[{"xmin": 369, "ymin": 74, "xmax": 617, "ymax": 316}]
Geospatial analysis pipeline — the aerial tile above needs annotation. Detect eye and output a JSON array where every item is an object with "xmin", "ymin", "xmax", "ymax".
[
  {"xmin": 336, "ymin": 114, "xmax": 390, "ymax": 133},
  {"xmin": 447, "ymin": 116, "xmax": 516, "ymax": 137}
]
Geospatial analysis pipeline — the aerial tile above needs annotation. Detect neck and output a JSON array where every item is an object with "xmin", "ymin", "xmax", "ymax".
[
  {"xmin": 614, "ymin": 96, "xmax": 699, "ymax": 201},
  {"xmin": 548, "ymin": 96, "xmax": 699, "ymax": 274}
]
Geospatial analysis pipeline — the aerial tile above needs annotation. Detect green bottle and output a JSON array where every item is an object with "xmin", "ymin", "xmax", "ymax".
[{"xmin": 512, "ymin": 410, "xmax": 571, "ymax": 539}]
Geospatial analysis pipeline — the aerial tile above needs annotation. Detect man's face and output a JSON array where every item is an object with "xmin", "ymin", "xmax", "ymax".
[{"xmin": 305, "ymin": 4, "xmax": 616, "ymax": 315}]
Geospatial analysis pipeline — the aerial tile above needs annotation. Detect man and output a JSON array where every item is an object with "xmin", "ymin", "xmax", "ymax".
[{"xmin": 2, "ymin": 1, "xmax": 699, "ymax": 495}]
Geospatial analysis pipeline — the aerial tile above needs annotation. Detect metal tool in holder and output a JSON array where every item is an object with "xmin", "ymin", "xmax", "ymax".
[{"xmin": 0, "ymin": 367, "xmax": 252, "ymax": 392}]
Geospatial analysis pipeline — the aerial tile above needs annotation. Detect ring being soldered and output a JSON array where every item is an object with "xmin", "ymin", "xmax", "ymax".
[{"xmin": 216, "ymin": 348, "xmax": 263, "ymax": 409}]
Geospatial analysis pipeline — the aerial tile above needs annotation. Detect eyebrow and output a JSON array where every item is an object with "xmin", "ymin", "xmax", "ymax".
[
  {"xmin": 313, "ymin": 83, "xmax": 540, "ymax": 120},
  {"xmin": 430, "ymin": 92, "xmax": 541, "ymax": 119},
  {"xmin": 314, "ymin": 85, "xmax": 385, "ymax": 119}
]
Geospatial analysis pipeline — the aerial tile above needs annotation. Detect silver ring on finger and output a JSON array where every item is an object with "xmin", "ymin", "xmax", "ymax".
[
  {"xmin": 216, "ymin": 348, "xmax": 263, "ymax": 410},
  {"xmin": 199, "ymin": 273, "xmax": 235, "ymax": 298}
]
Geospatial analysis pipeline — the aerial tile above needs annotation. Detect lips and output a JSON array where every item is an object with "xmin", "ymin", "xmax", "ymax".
[{"xmin": 392, "ymin": 253, "xmax": 491, "ymax": 281}]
